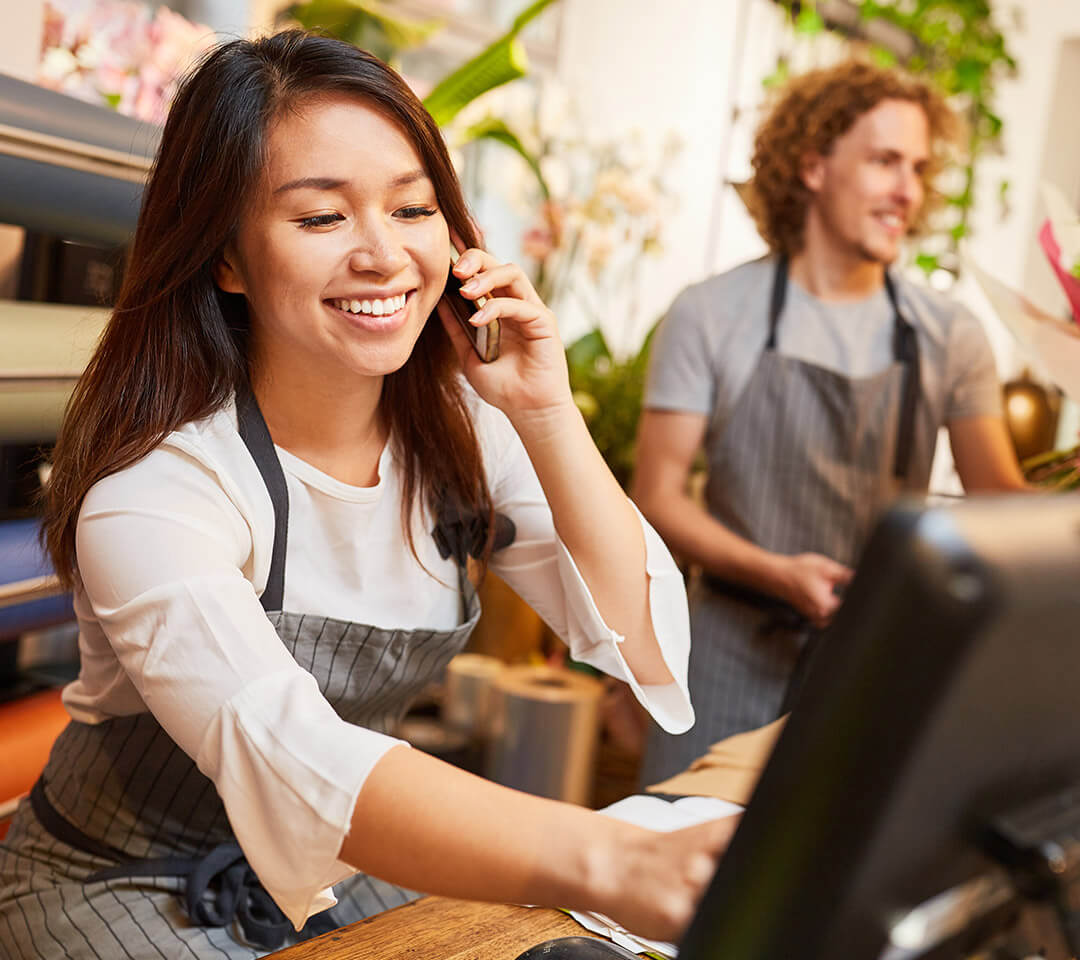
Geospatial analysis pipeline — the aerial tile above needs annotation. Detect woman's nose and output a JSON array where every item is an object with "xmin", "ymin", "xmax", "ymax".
[{"xmin": 348, "ymin": 223, "xmax": 410, "ymax": 276}]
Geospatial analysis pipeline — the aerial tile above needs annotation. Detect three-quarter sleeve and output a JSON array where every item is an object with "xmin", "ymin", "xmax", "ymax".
[
  {"xmin": 74, "ymin": 444, "xmax": 406, "ymax": 930},
  {"xmin": 480, "ymin": 407, "xmax": 694, "ymax": 734}
]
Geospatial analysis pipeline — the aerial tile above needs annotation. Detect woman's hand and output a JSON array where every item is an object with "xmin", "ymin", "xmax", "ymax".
[
  {"xmin": 436, "ymin": 246, "xmax": 572, "ymax": 420},
  {"xmin": 589, "ymin": 816, "xmax": 740, "ymax": 943}
]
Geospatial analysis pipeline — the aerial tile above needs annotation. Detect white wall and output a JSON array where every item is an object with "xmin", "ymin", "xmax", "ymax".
[
  {"xmin": 1, "ymin": 0, "xmax": 44, "ymax": 82},
  {"xmin": 554, "ymin": 0, "xmax": 739, "ymax": 347},
  {"xmin": 959, "ymin": 2, "xmax": 1080, "ymax": 447}
]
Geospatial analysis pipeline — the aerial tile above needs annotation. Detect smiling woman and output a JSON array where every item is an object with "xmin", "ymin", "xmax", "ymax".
[{"xmin": 0, "ymin": 29, "xmax": 734, "ymax": 960}]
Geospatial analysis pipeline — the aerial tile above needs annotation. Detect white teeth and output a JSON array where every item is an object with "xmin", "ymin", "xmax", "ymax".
[{"xmin": 337, "ymin": 294, "xmax": 407, "ymax": 315}]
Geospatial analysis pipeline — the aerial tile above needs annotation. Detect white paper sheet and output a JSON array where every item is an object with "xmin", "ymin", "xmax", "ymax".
[{"xmin": 566, "ymin": 795, "xmax": 743, "ymax": 957}]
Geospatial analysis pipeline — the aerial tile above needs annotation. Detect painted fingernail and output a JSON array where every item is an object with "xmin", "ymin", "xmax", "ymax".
[
  {"xmin": 470, "ymin": 310, "xmax": 486, "ymax": 325},
  {"xmin": 461, "ymin": 279, "xmax": 478, "ymax": 293}
]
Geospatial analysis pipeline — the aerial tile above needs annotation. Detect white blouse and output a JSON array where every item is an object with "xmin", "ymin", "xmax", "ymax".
[{"xmin": 63, "ymin": 394, "xmax": 694, "ymax": 929}]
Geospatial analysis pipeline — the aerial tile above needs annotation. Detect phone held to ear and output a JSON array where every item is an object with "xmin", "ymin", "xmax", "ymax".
[{"xmin": 446, "ymin": 247, "xmax": 500, "ymax": 363}]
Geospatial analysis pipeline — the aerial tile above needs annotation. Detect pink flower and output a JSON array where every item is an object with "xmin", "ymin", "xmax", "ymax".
[
  {"xmin": 36, "ymin": 0, "xmax": 212, "ymax": 124},
  {"xmin": 522, "ymin": 226, "xmax": 555, "ymax": 261}
]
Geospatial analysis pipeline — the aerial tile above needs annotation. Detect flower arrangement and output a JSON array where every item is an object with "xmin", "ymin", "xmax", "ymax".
[
  {"xmin": 974, "ymin": 183, "xmax": 1080, "ymax": 490},
  {"xmin": 447, "ymin": 79, "xmax": 682, "ymax": 486},
  {"xmin": 36, "ymin": 0, "xmax": 214, "ymax": 125}
]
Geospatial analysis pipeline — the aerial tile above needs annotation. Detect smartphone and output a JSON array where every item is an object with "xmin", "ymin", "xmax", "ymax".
[{"xmin": 445, "ymin": 247, "xmax": 500, "ymax": 363}]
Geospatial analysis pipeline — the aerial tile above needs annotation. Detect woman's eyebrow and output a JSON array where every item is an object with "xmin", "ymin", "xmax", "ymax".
[
  {"xmin": 273, "ymin": 176, "xmax": 347, "ymax": 195},
  {"xmin": 273, "ymin": 170, "xmax": 431, "ymax": 195},
  {"xmin": 388, "ymin": 169, "xmax": 431, "ymax": 189},
  {"xmin": 272, "ymin": 168, "xmax": 432, "ymax": 194}
]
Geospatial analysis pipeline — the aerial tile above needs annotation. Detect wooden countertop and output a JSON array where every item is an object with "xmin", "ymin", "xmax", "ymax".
[{"xmin": 267, "ymin": 896, "xmax": 596, "ymax": 960}]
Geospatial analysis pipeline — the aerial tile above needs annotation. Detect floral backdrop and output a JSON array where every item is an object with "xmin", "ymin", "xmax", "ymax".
[{"xmin": 36, "ymin": 0, "xmax": 214, "ymax": 124}]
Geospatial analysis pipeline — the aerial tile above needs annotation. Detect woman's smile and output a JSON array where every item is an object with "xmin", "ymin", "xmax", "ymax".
[{"xmin": 326, "ymin": 290, "xmax": 417, "ymax": 334}]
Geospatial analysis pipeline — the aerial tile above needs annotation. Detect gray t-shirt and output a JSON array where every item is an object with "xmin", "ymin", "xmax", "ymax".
[{"xmin": 646, "ymin": 256, "xmax": 1003, "ymax": 435}]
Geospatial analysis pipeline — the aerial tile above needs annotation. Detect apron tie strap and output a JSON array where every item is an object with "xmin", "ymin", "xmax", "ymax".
[
  {"xmin": 433, "ymin": 500, "xmax": 516, "ymax": 568},
  {"xmin": 31, "ymin": 779, "xmax": 328, "ymax": 951}
]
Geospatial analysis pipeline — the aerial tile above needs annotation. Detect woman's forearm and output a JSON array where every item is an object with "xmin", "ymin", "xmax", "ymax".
[
  {"xmin": 506, "ymin": 399, "xmax": 673, "ymax": 685},
  {"xmin": 340, "ymin": 745, "xmax": 736, "ymax": 942},
  {"xmin": 342, "ymin": 745, "xmax": 614, "ymax": 908}
]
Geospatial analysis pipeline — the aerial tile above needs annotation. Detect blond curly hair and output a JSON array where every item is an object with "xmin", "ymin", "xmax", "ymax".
[{"xmin": 748, "ymin": 60, "xmax": 960, "ymax": 256}]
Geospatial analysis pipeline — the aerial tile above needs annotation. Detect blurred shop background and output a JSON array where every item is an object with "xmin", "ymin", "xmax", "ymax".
[{"xmin": 3, "ymin": 0, "xmax": 1080, "ymax": 813}]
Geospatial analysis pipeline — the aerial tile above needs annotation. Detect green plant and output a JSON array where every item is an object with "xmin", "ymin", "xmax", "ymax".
[
  {"xmin": 771, "ymin": 0, "xmax": 1017, "ymax": 274},
  {"xmin": 566, "ymin": 326, "xmax": 656, "ymax": 491},
  {"xmin": 423, "ymin": 0, "xmax": 559, "ymax": 127},
  {"xmin": 282, "ymin": 0, "xmax": 442, "ymax": 65},
  {"xmin": 1022, "ymin": 445, "xmax": 1080, "ymax": 491},
  {"xmin": 281, "ymin": 0, "xmax": 560, "ymax": 128}
]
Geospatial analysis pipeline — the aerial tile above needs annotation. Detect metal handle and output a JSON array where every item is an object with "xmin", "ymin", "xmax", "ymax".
[
  {"xmin": 0, "ymin": 369, "xmax": 82, "ymax": 389},
  {"xmin": 0, "ymin": 574, "xmax": 65, "ymax": 610},
  {"xmin": 0, "ymin": 121, "xmax": 151, "ymax": 184}
]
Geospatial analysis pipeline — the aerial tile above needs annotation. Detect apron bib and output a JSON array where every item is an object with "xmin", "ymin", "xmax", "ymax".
[
  {"xmin": 0, "ymin": 391, "xmax": 498, "ymax": 958},
  {"xmin": 642, "ymin": 258, "xmax": 933, "ymax": 784}
]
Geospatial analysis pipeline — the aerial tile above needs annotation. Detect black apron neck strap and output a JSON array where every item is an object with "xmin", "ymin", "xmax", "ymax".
[
  {"xmin": 884, "ymin": 271, "xmax": 921, "ymax": 481},
  {"xmin": 235, "ymin": 385, "xmax": 289, "ymax": 613},
  {"xmin": 768, "ymin": 260, "xmax": 920, "ymax": 481},
  {"xmin": 765, "ymin": 254, "xmax": 789, "ymax": 350}
]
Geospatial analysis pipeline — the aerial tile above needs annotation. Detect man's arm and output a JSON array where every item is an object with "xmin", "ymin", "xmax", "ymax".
[
  {"xmin": 631, "ymin": 409, "xmax": 851, "ymax": 627},
  {"xmin": 948, "ymin": 414, "xmax": 1030, "ymax": 492}
]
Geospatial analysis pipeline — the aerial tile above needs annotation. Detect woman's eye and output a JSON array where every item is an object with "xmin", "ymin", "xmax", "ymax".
[
  {"xmin": 298, "ymin": 213, "xmax": 344, "ymax": 229},
  {"xmin": 397, "ymin": 206, "xmax": 438, "ymax": 220}
]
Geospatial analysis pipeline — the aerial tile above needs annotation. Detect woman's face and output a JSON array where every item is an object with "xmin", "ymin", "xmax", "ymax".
[{"xmin": 217, "ymin": 95, "xmax": 451, "ymax": 385}]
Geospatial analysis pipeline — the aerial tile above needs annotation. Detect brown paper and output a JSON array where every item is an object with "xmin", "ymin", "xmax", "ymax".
[{"xmin": 645, "ymin": 715, "xmax": 787, "ymax": 806}]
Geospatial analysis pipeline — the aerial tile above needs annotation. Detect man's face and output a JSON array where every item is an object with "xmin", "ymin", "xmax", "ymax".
[{"xmin": 802, "ymin": 98, "xmax": 930, "ymax": 265}]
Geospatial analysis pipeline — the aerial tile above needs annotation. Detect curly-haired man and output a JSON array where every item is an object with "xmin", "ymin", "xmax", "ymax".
[{"xmin": 634, "ymin": 60, "xmax": 1027, "ymax": 783}]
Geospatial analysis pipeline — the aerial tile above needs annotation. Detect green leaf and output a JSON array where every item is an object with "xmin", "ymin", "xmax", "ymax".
[
  {"xmin": 102, "ymin": 92, "xmax": 122, "ymax": 109},
  {"xmin": 954, "ymin": 57, "xmax": 987, "ymax": 94},
  {"xmin": 762, "ymin": 58, "xmax": 790, "ymax": 90},
  {"xmin": 357, "ymin": 0, "xmax": 443, "ymax": 48},
  {"xmin": 915, "ymin": 253, "xmax": 939, "ymax": 274},
  {"xmin": 462, "ymin": 117, "xmax": 550, "ymax": 198},
  {"xmin": 284, "ymin": 0, "xmax": 442, "ymax": 56},
  {"xmin": 566, "ymin": 329, "xmax": 611, "ymax": 372},
  {"xmin": 794, "ymin": 5, "xmax": 825, "ymax": 34},
  {"xmin": 869, "ymin": 45, "xmax": 897, "ymax": 67},
  {"xmin": 422, "ymin": 0, "xmax": 560, "ymax": 126},
  {"xmin": 980, "ymin": 108, "xmax": 1003, "ymax": 138},
  {"xmin": 424, "ymin": 37, "xmax": 529, "ymax": 126},
  {"xmin": 511, "ymin": 0, "xmax": 560, "ymax": 32}
]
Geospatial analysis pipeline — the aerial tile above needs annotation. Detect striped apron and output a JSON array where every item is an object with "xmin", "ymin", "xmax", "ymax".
[
  {"xmin": 641, "ymin": 257, "xmax": 934, "ymax": 785},
  {"xmin": 0, "ymin": 391, "xmax": 497, "ymax": 959}
]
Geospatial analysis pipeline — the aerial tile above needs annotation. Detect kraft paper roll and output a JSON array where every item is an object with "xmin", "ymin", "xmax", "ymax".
[
  {"xmin": 486, "ymin": 665, "xmax": 603, "ymax": 806},
  {"xmin": 442, "ymin": 652, "xmax": 505, "ymax": 738}
]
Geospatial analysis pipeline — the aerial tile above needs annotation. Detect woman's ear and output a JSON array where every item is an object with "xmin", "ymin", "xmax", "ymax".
[{"xmin": 214, "ymin": 247, "xmax": 246, "ymax": 294}]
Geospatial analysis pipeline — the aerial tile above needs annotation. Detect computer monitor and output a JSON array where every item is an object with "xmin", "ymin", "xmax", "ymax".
[{"xmin": 679, "ymin": 495, "xmax": 1080, "ymax": 960}]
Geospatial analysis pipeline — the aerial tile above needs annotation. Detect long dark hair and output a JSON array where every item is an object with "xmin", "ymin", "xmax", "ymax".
[{"xmin": 44, "ymin": 30, "xmax": 491, "ymax": 587}]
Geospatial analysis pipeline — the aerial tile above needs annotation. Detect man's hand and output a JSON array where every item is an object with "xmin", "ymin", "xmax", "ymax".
[{"xmin": 774, "ymin": 553, "xmax": 854, "ymax": 628}]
